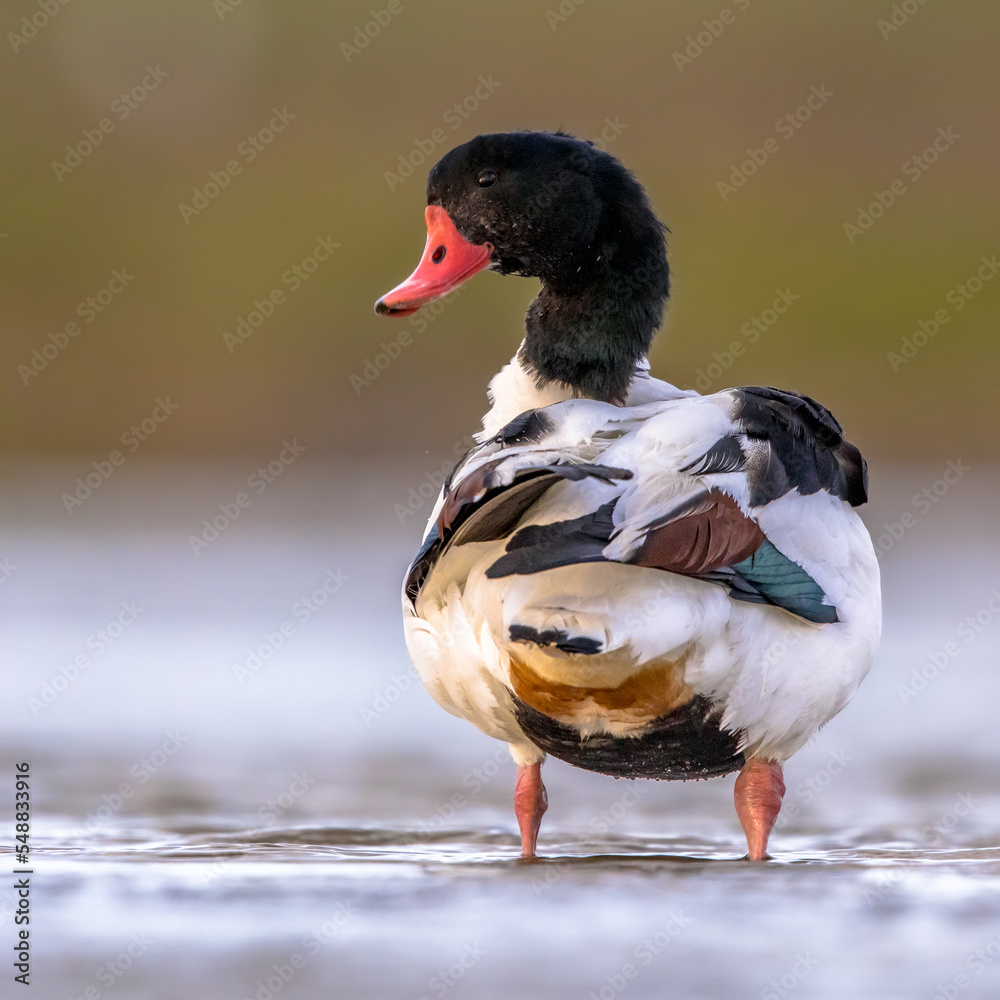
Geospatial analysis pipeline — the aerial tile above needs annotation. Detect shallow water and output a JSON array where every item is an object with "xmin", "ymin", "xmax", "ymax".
[{"xmin": 3, "ymin": 458, "xmax": 1000, "ymax": 999}]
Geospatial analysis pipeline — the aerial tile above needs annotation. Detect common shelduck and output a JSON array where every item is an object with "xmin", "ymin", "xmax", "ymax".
[{"xmin": 374, "ymin": 130, "xmax": 881, "ymax": 860}]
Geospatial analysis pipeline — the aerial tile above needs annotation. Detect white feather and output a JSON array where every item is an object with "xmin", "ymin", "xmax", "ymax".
[{"xmin": 404, "ymin": 349, "xmax": 881, "ymax": 764}]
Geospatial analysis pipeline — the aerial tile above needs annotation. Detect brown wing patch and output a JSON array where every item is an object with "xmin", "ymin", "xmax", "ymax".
[
  {"xmin": 508, "ymin": 649, "xmax": 694, "ymax": 728},
  {"xmin": 631, "ymin": 491, "xmax": 764, "ymax": 575}
]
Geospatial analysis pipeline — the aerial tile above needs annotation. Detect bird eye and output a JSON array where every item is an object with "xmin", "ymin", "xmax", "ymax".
[{"xmin": 478, "ymin": 170, "xmax": 498, "ymax": 187}]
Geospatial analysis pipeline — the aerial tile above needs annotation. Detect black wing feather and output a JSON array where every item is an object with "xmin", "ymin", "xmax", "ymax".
[{"xmin": 735, "ymin": 386, "xmax": 868, "ymax": 507}]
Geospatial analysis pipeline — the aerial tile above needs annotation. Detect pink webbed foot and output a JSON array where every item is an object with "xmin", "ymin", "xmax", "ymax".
[
  {"xmin": 734, "ymin": 758, "xmax": 785, "ymax": 861},
  {"xmin": 514, "ymin": 762, "xmax": 548, "ymax": 857}
]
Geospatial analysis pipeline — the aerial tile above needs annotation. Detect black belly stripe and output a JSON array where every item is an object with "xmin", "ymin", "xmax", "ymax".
[{"xmin": 512, "ymin": 694, "xmax": 745, "ymax": 780}]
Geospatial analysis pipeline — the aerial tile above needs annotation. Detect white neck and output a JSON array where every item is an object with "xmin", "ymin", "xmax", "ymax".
[
  {"xmin": 477, "ymin": 352, "xmax": 575, "ymax": 441},
  {"xmin": 476, "ymin": 345, "xmax": 693, "ymax": 442}
]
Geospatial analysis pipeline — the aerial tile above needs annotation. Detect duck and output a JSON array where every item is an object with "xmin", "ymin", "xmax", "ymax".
[{"xmin": 374, "ymin": 130, "xmax": 881, "ymax": 860}]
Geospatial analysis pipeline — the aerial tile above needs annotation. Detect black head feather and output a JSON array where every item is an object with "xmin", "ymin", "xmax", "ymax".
[{"xmin": 426, "ymin": 131, "xmax": 670, "ymax": 402}]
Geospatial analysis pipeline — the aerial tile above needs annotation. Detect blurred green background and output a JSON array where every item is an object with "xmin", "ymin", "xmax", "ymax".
[{"xmin": 2, "ymin": 0, "xmax": 998, "ymax": 461}]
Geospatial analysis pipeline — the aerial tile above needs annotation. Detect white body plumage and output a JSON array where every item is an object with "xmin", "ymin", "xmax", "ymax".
[{"xmin": 403, "ymin": 353, "xmax": 881, "ymax": 772}]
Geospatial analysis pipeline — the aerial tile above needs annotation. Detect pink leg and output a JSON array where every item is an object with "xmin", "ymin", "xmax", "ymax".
[
  {"xmin": 514, "ymin": 762, "xmax": 548, "ymax": 857},
  {"xmin": 734, "ymin": 758, "xmax": 785, "ymax": 861}
]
